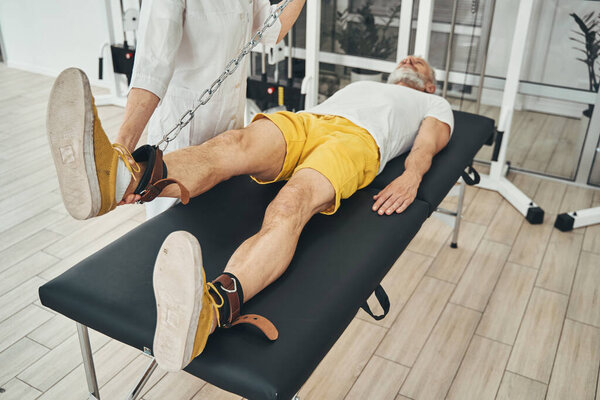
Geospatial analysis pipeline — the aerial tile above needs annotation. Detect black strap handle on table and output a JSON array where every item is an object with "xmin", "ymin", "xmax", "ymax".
[
  {"xmin": 461, "ymin": 165, "xmax": 480, "ymax": 186},
  {"xmin": 361, "ymin": 284, "xmax": 390, "ymax": 321}
]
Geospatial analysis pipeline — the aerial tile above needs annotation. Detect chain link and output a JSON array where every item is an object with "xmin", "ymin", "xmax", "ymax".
[{"xmin": 156, "ymin": 0, "xmax": 293, "ymax": 150}]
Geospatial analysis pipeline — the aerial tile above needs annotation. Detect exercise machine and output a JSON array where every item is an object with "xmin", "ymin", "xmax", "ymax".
[{"xmin": 96, "ymin": 0, "xmax": 140, "ymax": 107}]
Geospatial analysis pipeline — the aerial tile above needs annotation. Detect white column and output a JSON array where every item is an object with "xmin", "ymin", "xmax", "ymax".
[
  {"xmin": 414, "ymin": 0, "xmax": 434, "ymax": 58},
  {"xmin": 305, "ymin": 0, "xmax": 321, "ymax": 108},
  {"xmin": 396, "ymin": 0, "xmax": 413, "ymax": 62},
  {"xmin": 491, "ymin": 0, "xmax": 534, "ymax": 179}
]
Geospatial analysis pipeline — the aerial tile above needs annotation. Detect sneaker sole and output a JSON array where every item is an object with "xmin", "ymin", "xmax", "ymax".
[
  {"xmin": 153, "ymin": 231, "xmax": 205, "ymax": 371},
  {"xmin": 46, "ymin": 68, "xmax": 100, "ymax": 220}
]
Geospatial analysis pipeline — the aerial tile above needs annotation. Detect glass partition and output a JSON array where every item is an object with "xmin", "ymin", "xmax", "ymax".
[{"xmin": 501, "ymin": 1, "xmax": 599, "ymax": 180}]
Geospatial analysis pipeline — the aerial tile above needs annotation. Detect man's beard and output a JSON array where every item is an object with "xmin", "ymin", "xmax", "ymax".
[{"xmin": 387, "ymin": 67, "xmax": 426, "ymax": 90}]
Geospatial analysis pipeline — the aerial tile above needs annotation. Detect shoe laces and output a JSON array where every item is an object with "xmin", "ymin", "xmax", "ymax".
[
  {"xmin": 112, "ymin": 143, "xmax": 141, "ymax": 181},
  {"xmin": 206, "ymin": 282, "xmax": 224, "ymax": 328}
]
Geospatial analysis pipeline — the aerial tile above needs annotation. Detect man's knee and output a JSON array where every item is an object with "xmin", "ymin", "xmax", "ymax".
[
  {"xmin": 264, "ymin": 185, "xmax": 312, "ymax": 231},
  {"xmin": 211, "ymin": 129, "xmax": 249, "ymax": 152}
]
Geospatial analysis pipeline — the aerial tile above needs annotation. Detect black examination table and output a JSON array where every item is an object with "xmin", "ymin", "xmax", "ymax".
[{"xmin": 39, "ymin": 111, "xmax": 494, "ymax": 400}]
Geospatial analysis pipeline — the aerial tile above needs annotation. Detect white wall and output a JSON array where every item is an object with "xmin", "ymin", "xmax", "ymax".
[{"xmin": 0, "ymin": 0, "xmax": 137, "ymax": 88}]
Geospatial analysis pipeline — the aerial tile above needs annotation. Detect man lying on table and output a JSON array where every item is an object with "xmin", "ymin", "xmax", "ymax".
[{"xmin": 46, "ymin": 55, "xmax": 453, "ymax": 371}]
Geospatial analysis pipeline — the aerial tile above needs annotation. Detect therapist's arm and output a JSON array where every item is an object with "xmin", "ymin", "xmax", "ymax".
[
  {"xmin": 276, "ymin": 0, "xmax": 306, "ymax": 43},
  {"xmin": 372, "ymin": 117, "xmax": 451, "ymax": 215},
  {"xmin": 114, "ymin": 88, "xmax": 160, "ymax": 152}
]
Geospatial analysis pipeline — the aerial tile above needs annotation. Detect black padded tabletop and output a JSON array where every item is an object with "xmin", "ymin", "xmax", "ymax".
[
  {"xmin": 370, "ymin": 110, "xmax": 495, "ymax": 213},
  {"xmin": 40, "ymin": 176, "xmax": 430, "ymax": 400},
  {"xmin": 39, "ymin": 111, "xmax": 493, "ymax": 400}
]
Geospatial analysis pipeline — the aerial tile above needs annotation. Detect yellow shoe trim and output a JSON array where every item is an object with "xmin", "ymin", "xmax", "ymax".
[
  {"xmin": 190, "ymin": 281, "xmax": 224, "ymax": 360},
  {"xmin": 91, "ymin": 101, "xmax": 141, "ymax": 215}
]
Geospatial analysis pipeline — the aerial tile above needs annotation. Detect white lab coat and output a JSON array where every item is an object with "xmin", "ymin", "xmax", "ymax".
[{"xmin": 130, "ymin": 0, "xmax": 281, "ymax": 219}]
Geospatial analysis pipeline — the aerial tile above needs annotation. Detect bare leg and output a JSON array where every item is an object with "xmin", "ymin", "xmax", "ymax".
[
  {"xmin": 125, "ymin": 118, "xmax": 286, "ymax": 199},
  {"xmin": 224, "ymin": 168, "xmax": 336, "ymax": 301}
]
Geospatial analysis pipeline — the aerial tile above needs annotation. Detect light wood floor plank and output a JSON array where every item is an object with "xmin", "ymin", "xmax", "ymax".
[
  {"xmin": 0, "ymin": 305, "xmax": 53, "ymax": 353},
  {"xmin": 0, "ymin": 338, "xmax": 48, "ymax": 387},
  {"xmin": 357, "ymin": 250, "xmax": 432, "ymax": 328},
  {"xmin": 476, "ymin": 263, "xmax": 537, "ymax": 345},
  {"xmin": 559, "ymin": 185, "xmax": 595, "ymax": 213},
  {"xmin": 0, "ymin": 378, "xmax": 42, "ymax": 400},
  {"xmin": 99, "ymin": 354, "xmax": 167, "ymax": 400},
  {"xmin": 142, "ymin": 371, "xmax": 205, "ymax": 400},
  {"xmin": 27, "ymin": 314, "xmax": 77, "ymax": 349},
  {"xmin": 533, "ymin": 180, "xmax": 567, "ymax": 216},
  {"xmin": 406, "ymin": 216, "xmax": 453, "ymax": 257},
  {"xmin": 345, "ymin": 356, "xmax": 409, "ymax": 400},
  {"xmin": 508, "ymin": 218, "xmax": 553, "ymax": 269},
  {"xmin": 583, "ymin": 224, "xmax": 600, "ymax": 254},
  {"xmin": 299, "ymin": 318, "xmax": 387, "ymax": 400},
  {"xmin": 446, "ymin": 335, "xmax": 511, "ymax": 400},
  {"xmin": 567, "ymin": 252, "xmax": 600, "ymax": 327},
  {"xmin": 0, "ymin": 251, "xmax": 58, "ymax": 295},
  {"xmin": 18, "ymin": 331, "xmax": 110, "ymax": 391},
  {"xmin": 376, "ymin": 276, "xmax": 454, "ymax": 366},
  {"xmin": 546, "ymin": 318, "xmax": 600, "ymax": 400},
  {"xmin": 450, "ymin": 240, "xmax": 511, "ymax": 311},
  {"xmin": 462, "ymin": 189, "xmax": 502, "ymax": 226},
  {"xmin": 0, "ymin": 229, "xmax": 62, "ymax": 273},
  {"xmin": 191, "ymin": 384, "xmax": 242, "ymax": 400},
  {"xmin": 536, "ymin": 229, "xmax": 584, "ymax": 294},
  {"xmin": 0, "ymin": 276, "xmax": 47, "ymax": 322},
  {"xmin": 507, "ymin": 288, "xmax": 569, "ymax": 383},
  {"xmin": 35, "ymin": 337, "xmax": 140, "ymax": 400},
  {"xmin": 0, "ymin": 199, "xmax": 63, "ymax": 246},
  {"xmin": 484, "ymin": 201, "xmax": 523, "ymax": 245},
  {"xmin": 399, "ymin": 304, "xmax": 480, "ymax": 400},
  {"xmin": 427, "ymin": 221, "xmax": 486, "ymax": 283},
  {"xmin": 496, "ymin": 371, "xmax": 547, "ymax": 400},
  {"xmin": 507, "ymin": 171, "xmax": 542, "ymax": 200}
]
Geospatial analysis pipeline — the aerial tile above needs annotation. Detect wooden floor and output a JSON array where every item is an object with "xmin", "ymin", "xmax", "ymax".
[
  {"xmin": 448, "ymin": 99, "xmax": 584, "ymax": 180},
  {"xmin": 1, "ymin": 64, "xmax": 600, "ymax": 400}
]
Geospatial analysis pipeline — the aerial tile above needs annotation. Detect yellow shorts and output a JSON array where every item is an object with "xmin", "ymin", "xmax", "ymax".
[{"xmin": 252, "ymin": 111, "xmax": 380, "ymax": 215}]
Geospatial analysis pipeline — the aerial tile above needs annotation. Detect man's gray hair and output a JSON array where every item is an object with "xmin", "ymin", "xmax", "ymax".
[{"xmin": 414, "ymin": 54, "xmax": 437, "ymax": 87}]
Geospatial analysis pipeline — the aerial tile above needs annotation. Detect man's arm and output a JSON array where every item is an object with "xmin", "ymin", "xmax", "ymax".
[{"xmin": 372, "ymin": 117, "xmax": 451, "ymax": 215}]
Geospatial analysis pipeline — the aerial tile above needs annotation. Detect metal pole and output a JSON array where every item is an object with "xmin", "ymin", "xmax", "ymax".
[
  {"xmin": 261, "ymin": 46, "xmax": 267, "ymax": 81},
  {"xmin": 414, "ymin": 0, "xmax": 435, "ymax": 58},
  {"xmin": 127, "ymin": 358, "xmax": 158, "ymax": 400},
  {"xmin": 287, "ymin": 25, "xmax": 294, "ymax": 82},
  {"xmin": 475, "ymin": 0, "xmax": 497, "ymax": 113},
  {"xmin": 77, "ymin": 323, "xmax": 101, "ymax": 400},
  {"xmin": 451, "ymin": 179, "xmax": 466, "ymax": 248},
  {"xmin": 490, "ymin": 0, "xmax": 534, "ymax": 180},
  {"xmin": 305, "ymin": 0, "xmax": 321, "ymax": 108},
  {"xmin": 442, "ymin": 0, "xmax": 459, "ymax": 98},
  {"xmin": 396, "ymin": 0, "xmax": 414, "ymax": 61}
]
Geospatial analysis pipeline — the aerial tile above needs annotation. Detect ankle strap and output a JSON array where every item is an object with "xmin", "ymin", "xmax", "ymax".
[
  {"xmin": 211, "ymin": 275, "xmax": 278, "ymax": 341},
  {"xmin": 131, "ymin": 145, "xmax": 189, "ymax": 204}
]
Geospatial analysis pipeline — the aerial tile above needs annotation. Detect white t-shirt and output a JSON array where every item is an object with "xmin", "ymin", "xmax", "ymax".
[{"xmin": 306, "ymin": 81, "xmax": 454, "ymax": 174}]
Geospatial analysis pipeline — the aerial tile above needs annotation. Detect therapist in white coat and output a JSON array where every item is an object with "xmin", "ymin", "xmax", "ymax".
[{"xmin": 114, "ymin": 0, "xmax": 306, "ymax": 218}]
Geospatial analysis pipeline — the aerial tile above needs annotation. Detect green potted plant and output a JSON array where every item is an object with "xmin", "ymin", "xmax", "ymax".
[
  {"xmin": 335, "ymin": 0, "xmax": 401, "ymax": 82},
  {"xmin": 571, "ymin": 12, "xmax": 600, "ymax": 117},
  {"xmin": 570, "ymin": 11, "xmax": 600, "ymax": 155}
]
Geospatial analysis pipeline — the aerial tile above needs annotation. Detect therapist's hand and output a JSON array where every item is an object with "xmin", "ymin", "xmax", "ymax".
[
  {"xmin": 372, "ymin": 171, "xmax": 421, "ymax": 215},
  {"xmin": 118, "ymin": 193, "xmax": 141, "ymax": 206}
]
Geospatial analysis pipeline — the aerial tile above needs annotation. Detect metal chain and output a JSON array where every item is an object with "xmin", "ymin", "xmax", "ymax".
[{"xmin": 156, "ymin": 0, "xmax": 293, "ymax": 149}]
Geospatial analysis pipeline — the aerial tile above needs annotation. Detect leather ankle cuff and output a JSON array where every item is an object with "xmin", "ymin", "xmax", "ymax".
[
  {"xmin": 211, "ymin": 275, "xmax": 278, "ymax": 341},
  {"xmin": 131, "ymin": 145, "xmax": 190, "ymax": 204}
]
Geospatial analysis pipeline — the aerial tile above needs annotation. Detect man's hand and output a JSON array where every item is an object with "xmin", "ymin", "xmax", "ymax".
[{"xmin": 372, "ymin": 171, "xmax": 421, "ymax": 215}]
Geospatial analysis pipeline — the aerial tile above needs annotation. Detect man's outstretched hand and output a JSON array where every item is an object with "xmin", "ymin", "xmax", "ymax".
[{"xmin": 372, "ymin": 171, "xmax": 421, "ymax": 215}]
